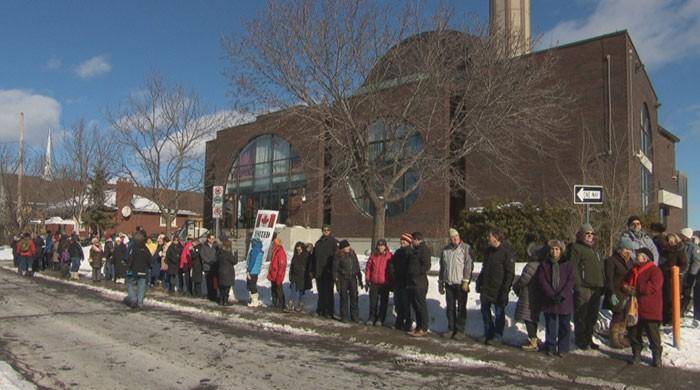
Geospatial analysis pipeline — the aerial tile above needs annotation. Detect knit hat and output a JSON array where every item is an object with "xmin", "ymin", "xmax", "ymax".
[
  {"xmin": 338, "ymin": 240, "xmax": 350, "ymax": 250},
  {"xmin": 579, "ymin": 223, "xmax": 594, "ymax": 233},
  {"xmin": 616, "ymin": 236, "xmax": 636, "ymax": 251},
  {"xmin": 635, "ymin": 247, "xmax": 654, "ymax": 262},
  {"xmin": 376, "ymin": 239, "xmax": 387, "ymax": 247},
  {"xmin": 680, "ymin": 228, "xmax": 694, "ymax": 240},
  {"xmin": 627, "ymin": 215, "xmax": 641, "ymax": 226},
  {"xmin": 400, "ymin": 233, "xmax": 413, "ymax": 243},
  {"xmin": 448, "ymin": 228, "xmax": 459, "ymax": 237},
  {"xmin": 322, "ymin": 224, "xmax": 332, "ymax": 230}
]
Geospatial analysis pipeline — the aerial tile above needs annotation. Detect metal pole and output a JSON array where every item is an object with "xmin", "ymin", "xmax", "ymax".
[
  {"xmin": 215, "ymin": 217, "xmax": 220, "ymax": 240},
  {"xmin": 585, "ymin": 204, "xmax": 590, "ymax": 224}
]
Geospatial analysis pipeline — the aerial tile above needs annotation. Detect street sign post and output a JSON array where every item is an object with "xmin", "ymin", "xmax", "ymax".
[
  {"xmin": 574, "ymin": 185, "xmax": 603, "ymax": 224},
  {"xmin": 212, "ymin": 185, "xmax": 224, "ymax": 238}
]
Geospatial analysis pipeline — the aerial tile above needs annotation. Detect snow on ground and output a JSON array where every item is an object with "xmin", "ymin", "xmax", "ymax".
[
  {"xmin": 0, "ymin": 361, "xmax": 36, "ymax": 390},
  {"xmin": 3, "ymin": 247, "xmax": 700, "ymax": 371}
]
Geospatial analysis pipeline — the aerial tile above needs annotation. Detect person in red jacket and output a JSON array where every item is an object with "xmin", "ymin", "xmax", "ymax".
[
  {"xmin": 267, "ymin": 237, "xmax": 287, "ymax": 310},
  {"xmin": 17, "ymin": 232, "xmax": 37, "ymax": 276},
  {"xmin": 623, "ymin": 247, "xmax": 664, "ymax": 367},
  {"xmin": 179, "ymin": 238, "xmax": 195, "ymax": 295},
  {"xmin": 364, "ymin": 239, "xmax": 393, "ymax": 326}
]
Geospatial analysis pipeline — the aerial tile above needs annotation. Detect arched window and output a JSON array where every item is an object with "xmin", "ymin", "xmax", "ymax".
[
  {"xmin": 348, "ymin": 120, "xmax": 422, "ymax": 217},
  {"xmin": 225, "ymin": 134, "xmax": 306, "ymax": 228}
]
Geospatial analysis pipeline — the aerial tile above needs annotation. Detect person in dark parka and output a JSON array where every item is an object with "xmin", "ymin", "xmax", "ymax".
[
  {"xmin": 166, "ymin": 237, "xmax": 184, "ymax": 292},
  {"xmin": 190, "ymin": 240, "xmax": 204, "ymax": 297},
  {"xmin": 216, "ymin": 243, "xmax": 238, "ymax": 306},
  {"xmin": 333, "ymin": 240, "xmax": 363, "ymax": 322},
  {"xmin": 407, "ymin": 232, "xmax": 432, "ymax": 337},
  {"xmin": 312, "ymin": 225, "xmax": 339, "ymax": 318},
  {"xmin": 289, "ymin": 241, "xmax": 312, "ymax": 312},
  {"xmin": 113, "ymin": 236, "xmax": 128, "ymax": 281},
  {"xmin": 476, "ymin": 228, "xmax": 516, "ymax": 344},
  {"xmin": 389, "ymin": 233, "xmax": 414, "ymax": 331},
  {"xmin": 126, "ymin": 239, "xmax": 151, "ymax": 309},
  {"xmin": 513, "ymin": 242, "xmax": 547, "ymax": 351},
  {"xmin": 604, "ymin": 237, "xmax": 635, "ymax": 349},
  {"xmin": 659, "ymin": 233, "xmax": 687, "ymax": 325},
  {"xmin": 537, "ymin": 240, "xmax": 576, "ymax": 356},
  {"xmin": 568, "ymin": 223, "xmax": 604, "ymax": 350}
]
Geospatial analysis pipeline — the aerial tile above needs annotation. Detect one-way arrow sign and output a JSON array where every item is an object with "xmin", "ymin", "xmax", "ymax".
[{"xmin": 574, "ymin": 185, "xmax": 604, "ymax": 204}]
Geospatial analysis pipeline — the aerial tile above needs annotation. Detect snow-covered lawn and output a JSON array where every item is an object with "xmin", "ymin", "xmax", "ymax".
[{"xmin": 3, "ymin": 247, "xmax": 699, "ymax": 371}]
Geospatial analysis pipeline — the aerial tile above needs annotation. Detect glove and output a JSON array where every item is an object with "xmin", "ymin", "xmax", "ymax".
[
  {"xmin": 438, "ymin": 283, "xmax": 445, "ymax": 295},
  {"xmin": 364, "ymin": 282, "xmax": 370, "ymax": 293},
  {"xmin": 610, "ymin": 294, "xmax": 620, "ymax": 307},
  {"xmin": 461, "ymin": 280, "xmax": 470, "ymax": 293}
]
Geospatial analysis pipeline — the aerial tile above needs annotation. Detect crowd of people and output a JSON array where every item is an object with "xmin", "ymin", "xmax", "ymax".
[{"xmin": 8, "ymin": 216, "xmax": 700, "ymax": 368}]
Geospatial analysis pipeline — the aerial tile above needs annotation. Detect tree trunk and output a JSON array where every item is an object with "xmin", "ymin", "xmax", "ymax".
[{"xmin": 371, "ymin": 200, "xmax": 386, "ymax": 250}]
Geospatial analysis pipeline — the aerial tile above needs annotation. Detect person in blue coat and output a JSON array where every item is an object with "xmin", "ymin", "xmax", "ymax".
[{"xmin": 246, "ymin": 238, "xmax": 264, "ymax": 307}]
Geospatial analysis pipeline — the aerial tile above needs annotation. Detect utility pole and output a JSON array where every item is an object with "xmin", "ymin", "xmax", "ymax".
[{"xmin": 17, "ymin": 112, "xmax": 25, "ymax": 229}]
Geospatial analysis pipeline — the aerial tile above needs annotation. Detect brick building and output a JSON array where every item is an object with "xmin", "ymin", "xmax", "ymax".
[{"xmin": 204, "ymin": 11, "xmax": 686, "ymax": 239}]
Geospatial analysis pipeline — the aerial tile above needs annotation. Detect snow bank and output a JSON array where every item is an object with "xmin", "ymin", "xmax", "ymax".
[
  {"xmin": 0, "ymin": 361, "xmax": 35, "ymax": 390},
  {"xmin": 0, "ymin": 246, "xmax": 12, "ymax": 261}
]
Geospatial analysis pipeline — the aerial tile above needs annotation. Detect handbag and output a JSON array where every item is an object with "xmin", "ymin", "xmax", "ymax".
[{"xmin": 625, "ymin": 296, "xmax": 639, "ymax": 327}]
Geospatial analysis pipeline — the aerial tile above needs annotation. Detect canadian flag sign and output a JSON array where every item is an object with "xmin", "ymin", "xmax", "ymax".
[{"xmin": 248, "ymin": 209, "xmax": 279, "ymax": 265}]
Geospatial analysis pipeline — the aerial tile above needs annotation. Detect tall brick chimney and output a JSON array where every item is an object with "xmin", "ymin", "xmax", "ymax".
[{"xmin": 490, "ymin": 0, "xmax": 531, "ymax": 56}]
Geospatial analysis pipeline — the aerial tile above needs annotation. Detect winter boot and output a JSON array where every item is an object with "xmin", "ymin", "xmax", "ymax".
[
  {"xmin": 629, "ymin": 350, "xmax": 641, "ymax": 365},
  {"xmin": 218, "ymin": 294, "xmax": 225, "ymax": 306},
  {"xmin": 609, "ymin": 322, "xmax": 625, "ymax": 349},
  {"xmin": 522, "ymin": 337, "xmax": 539, "ymax": 352},
  {"xmin": 70, "ymin": 272, "xmax": 79, "ymax": 280},
  {"xmin": 286, "ymin": 300, "xmax": 294, "ymax": 312},
  {"xmin": 652, "ymin": 352, "xmax": 663, "ymax": 368},
  {"xmin": 249, "ymin": 293, "xmax": 262, "ymax": 307},
  {"xmin": 296, "ymin": 302, "xmax": 304, "ymax": 312}
]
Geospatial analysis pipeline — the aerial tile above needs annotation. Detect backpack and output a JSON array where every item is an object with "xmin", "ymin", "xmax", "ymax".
[{"xmin": 19, "ymin": 239, "xmax": 31, "ymax": 253}]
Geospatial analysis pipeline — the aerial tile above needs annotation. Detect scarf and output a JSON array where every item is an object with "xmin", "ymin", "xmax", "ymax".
[
  {"xmin": 628, "ymin": 262, "xmax": 654, "ymax": 287},
  {"xmin": 550, "ymin": 259, "xmax": 560, "ymax": 291}
]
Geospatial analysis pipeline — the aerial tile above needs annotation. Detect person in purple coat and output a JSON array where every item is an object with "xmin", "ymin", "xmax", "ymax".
[{"xmin": 537, "ymin": 239, "xmax": 576, "ymax": 356}]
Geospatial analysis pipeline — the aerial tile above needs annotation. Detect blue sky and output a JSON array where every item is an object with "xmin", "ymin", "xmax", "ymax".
[{"xmin": 0, "ymin": 0, "xmax": 698, "ymax": 228}]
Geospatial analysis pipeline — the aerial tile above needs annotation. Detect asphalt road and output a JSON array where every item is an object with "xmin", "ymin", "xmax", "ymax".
[{"xmin": 0, "ymin": 265, "xmax": 698, "ymax": 389}]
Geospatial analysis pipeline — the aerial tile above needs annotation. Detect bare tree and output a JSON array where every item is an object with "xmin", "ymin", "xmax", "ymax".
[
  {"xmin": 106, "ymin": 75, "xmax": 229, "ymax": 233},
  {"xmin": 52, "ymin": 119, "xmax": 118, "ymax": 229},
  {"xmin": 0, "ymin": 143, "xmax": 47, "ymax": 237},
  {"xmin": 224, "ymin": 0, "xmax": 573, "ymax": 243},
  {"xmin": 557, "ymin": 122, "xmax": 631, "ymax": 256}
]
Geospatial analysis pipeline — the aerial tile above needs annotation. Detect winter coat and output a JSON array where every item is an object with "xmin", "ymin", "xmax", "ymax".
[
  {"xmin": 103, "ymin": 240, "xmax": 114, "ymax": 264},
  {"xmin": 312, "ymin": 235, "xmax": 338, "ymax": 278},
  {"xmin": 333, "ymin": 250, "xmax": 362, "ymax": 284},
  {"xmin": 190, "ymin": 244, "xmax": 203, "ymax": 283},
  {"xmin": 513, "ymin": 261, "xmax": 542, "ymax": 322},
  {"xmin": 567, "ymin": 241, "xmax": 604, "ymax": 290},
  {"xmin": 365, "ymin": 250, "xmax": 393, "ymax": 286},
  {"xmin": 89, "ymin": 245, "xmax": 104, "ymax": 268},
  {"xmin": 603, "ymin": 252, "xmax": 633, "ymax": 312},
  {"xmin": 68, "ymin": 241, "xmax": 84, "ymax": 260},
  {"xmin": 407, "ymin": 242, "xmax": 431, "ymax": 289},
  {"xmin": 127, "ymin": 242, "xmax": 152, "ymax": 276},
  {"xmin": 389, "ymin": 246, "xmax": 412, "ymax": 290},
  {"xmin": 476, "ymin": 242, "xmax": 516, "ymax": 305},
  {"xmin": 686, "ymin": 241, "xmax": 700, "ymax": 276},
  {"xmin": 166, "ymin": 242, "xmax": 183, "ymax": 275},
  {"xmin": 33, "ymin": 236, "xmax": 45, "ymax": 256},
  {"xmin": 289, "ymin": 250, "xmax": 312, "ymax": 291},
  {"xmin": 537, "ymin": 257, "xmax": 576, "ymax": 315},
  {"xmin": 150, "ymin": 244, "xmax": 162, "ymax": 278},
  {"xmin": 625, "ymin": 262, "xmax": 663, "ymax": 321},
  {"xmin": 660, "ymin": 243, "xmax": 688, "ymax": 274},
  {"xmin": 113, "ymin": 243, "xmax": 128, "ymax": 278},
  {"xmin": 200, "ymin": 243, "xmax": 218, "ymax": 272},
  {"xmin": 620, "ymin": 229, "xmax": 660, "ymax": 264},
  {"xmin": 246, "ymin": 238, "xmax": 264, "ymax": 276},
  {"xmin": 180, "ymin": 242, "xmax": 194, "ymax": 270},
  {"xmin": 267, "ymin": 243, "xmax": 287, "ymax": 284},
  {"xmin": 17, "ymin": 238, "xmax": 37, "ymax": 257},
  {"xmin": 217, "ymin": 247, "xmax": 237, "ymax": 287},
  {"xmin": 439, "ymin": 241, "xmax": 473, "ymax": 286}
]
